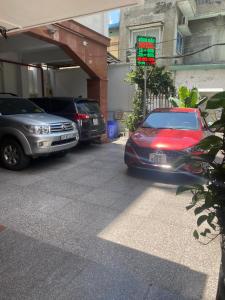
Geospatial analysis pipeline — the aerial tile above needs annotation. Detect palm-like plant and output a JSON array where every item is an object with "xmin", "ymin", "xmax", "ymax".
[{"xmin": 169, "ymin": 86, "xmax": 205, "ymax": 108}]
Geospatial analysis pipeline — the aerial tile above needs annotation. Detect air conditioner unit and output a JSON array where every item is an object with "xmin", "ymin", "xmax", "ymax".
[
  {"xmin": 177, "ymin": 0, "xmax": 196, "ymax": 17},
  {"xmin": 178, "ymin": 16, "xmax": 191, "ymax": 36}
]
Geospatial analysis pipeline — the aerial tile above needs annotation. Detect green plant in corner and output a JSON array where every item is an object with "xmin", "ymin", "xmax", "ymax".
[
  {"xmin": 175, "ymin": 92, "xmax": 225, "ymax": 240},
  {"xmin": 175, "ymin": 91, "xmax": 225, "ymax": 299},
  {"xmin": 124, "ymin": 90, "xmax": 144, "ymax": 132}
]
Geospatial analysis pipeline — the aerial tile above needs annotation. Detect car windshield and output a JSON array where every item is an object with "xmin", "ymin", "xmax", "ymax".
[
  {"xmin": 142, "ymin": 112, "xmax": 199, "ymax": 130},
  {"xmin": 77, "ymin": 101, "xmax": 100, "ymax": 114},
  {"xmin": 0, "ymin": 98, "xmax": 44, "ymax": 115}
]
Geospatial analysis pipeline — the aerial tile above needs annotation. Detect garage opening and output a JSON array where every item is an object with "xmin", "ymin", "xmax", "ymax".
[{"xmin": 0, "ymin": 20, "xmax": 110, "ymax": 119}]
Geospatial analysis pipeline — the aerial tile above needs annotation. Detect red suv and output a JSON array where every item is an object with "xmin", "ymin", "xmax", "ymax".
[{"xmin": 124, "ymin": 108, "xmax": 208, "ymax": 174}]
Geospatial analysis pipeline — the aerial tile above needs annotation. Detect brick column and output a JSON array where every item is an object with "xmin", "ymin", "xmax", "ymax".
[
  {"xmin": 87, "ymin": 78, "xmax": 108, "ymax": 120},
  {"xmin": 87, "ymin": 78, "xmax": 108, "ymax": 143}
]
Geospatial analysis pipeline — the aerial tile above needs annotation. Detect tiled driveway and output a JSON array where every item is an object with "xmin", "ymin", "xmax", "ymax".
[{"xmin": 0, "ymin": 138, "xmax": 220, "ymax": 299}]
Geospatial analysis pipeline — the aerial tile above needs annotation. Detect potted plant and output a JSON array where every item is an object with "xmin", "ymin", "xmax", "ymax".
[{"xmin": 124, "ymin": 91, "xmax": 144, "ymax": 135}]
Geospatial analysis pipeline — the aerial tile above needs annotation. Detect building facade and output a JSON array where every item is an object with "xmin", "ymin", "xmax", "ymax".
[{"xmin": 118, "ymin": 0, "xmax": 225, "ymax": 97}]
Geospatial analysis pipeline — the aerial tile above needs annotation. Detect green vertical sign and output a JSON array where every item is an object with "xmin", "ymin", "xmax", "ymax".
[{"xmin": 136, "ymin": 36, "xmax": 156, "ymax": 66}]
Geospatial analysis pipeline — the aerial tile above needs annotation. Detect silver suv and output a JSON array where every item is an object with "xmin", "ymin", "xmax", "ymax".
[{"xmin": 0, "ymin": 97, "xmax": 79, "ymax": 170}]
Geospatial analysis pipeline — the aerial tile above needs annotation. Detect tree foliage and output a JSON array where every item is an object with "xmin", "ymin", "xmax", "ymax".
[
  {"xmin": 125, "ymin": 66, "xmax": 175, "ymax": 131},
  {"xmin": 126, "ymin": 66, "xmax": 175, "ymax": 97},
  {"xmin": 124, "ymin": 90, "xmax": 144, "ymax": 132}
]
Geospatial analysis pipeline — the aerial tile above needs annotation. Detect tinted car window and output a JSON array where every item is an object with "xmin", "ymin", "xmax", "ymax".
[
  {"xmin": 0, "ymin": 98, "xmax": 43, "ymax": 115},
  {"xmin": 51, "ymin": 99, "xmax": 75, "ymax": 113},
  {"xmin": 31, "ymin": 98, "xmax": 50, "ymax": 111},
  {"xmin": 142, "ymin": 112, "xmax": 199, "ymax": 130},
  {"xmin": 76, "ymin": 101, "xmax": 100, "ymax": 114}
]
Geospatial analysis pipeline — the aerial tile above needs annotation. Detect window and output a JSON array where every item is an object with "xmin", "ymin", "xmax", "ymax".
[
  {"xmin": 0, "ymin": 98, "xmax": 43, "ymax": 115},
  {"xmin": 76, "ymin": 101, "xmax": 100, "ymax": 114},
  {"xmin": 28, "ymin": 67, "xmax": 38, "ymax": 97},
  {"xmin": 51, "ymin": 99, "xmax": 75, "ymax": 113},
  {"xmin": 142, "ymin": 112, "xmax": 199, "ymax": 130},
  {"xmin": 129, "ymin": 26, "xmax": 161, "ymax": 57},
  {"xmin": 176, "ymin": 31, "xmax": 184, "ymax": 55}
]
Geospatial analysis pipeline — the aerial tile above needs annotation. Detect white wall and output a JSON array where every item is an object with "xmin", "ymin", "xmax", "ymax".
[
  {"xmin": 108, "ymin": 63, "xmax": 135, "ymax": 119},
  {"xmin": 74, "ymin": 12, "xmax": 109, "ymax": 37},
  {"xmin": 174, "ymin": 68, "xmax": 225, "ymax": 93},
  {"xmin": 53, "ymin": 68, "xmax": 89, "ymax": 97}
]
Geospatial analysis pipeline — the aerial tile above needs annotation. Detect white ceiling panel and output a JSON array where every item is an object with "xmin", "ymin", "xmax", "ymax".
[{"xmin": 1, "ymin": 0, "xmax": 143, "ymax": 31}]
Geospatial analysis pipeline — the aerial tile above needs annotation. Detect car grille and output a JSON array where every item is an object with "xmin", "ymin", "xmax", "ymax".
[
  {"xmin": 52, "ymin": 138, "xmax": 76, "ymax": 146},
  {"xmin": 132, "ymin": 143, "xmax": 184, "ymax": 164},
  {"xmin": 50, "ymin": 122, "xmax": 73, "ymax": 133}
]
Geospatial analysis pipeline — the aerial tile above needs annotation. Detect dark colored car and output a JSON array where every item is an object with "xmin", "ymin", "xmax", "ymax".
[
  {"xmin": 124, "ymin": 108, "xmax": 209, "ymax": 174},
  {"xmin": 30, "ymin": 97, "xmax": 105, "ymax": 142}
]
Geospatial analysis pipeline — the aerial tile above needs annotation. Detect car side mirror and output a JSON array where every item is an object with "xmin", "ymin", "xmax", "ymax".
[{"xmin": 137, "ymin": 121, "xmax": 143, "ymax": 127}]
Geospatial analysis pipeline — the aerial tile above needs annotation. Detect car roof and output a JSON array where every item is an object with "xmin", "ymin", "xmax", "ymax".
[{"xmin": 152, "ymin": 107, "xmax": 199, "ymax": 113}]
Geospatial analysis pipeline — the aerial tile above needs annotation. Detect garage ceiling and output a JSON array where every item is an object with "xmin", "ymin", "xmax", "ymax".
[{"xmin": 0, "ymin": 0, "xmax": 143, "ymax": 31}]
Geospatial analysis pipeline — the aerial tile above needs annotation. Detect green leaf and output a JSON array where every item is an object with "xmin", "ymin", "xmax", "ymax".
[
  {"xmin": 178, "ymin": 86, "xmax": 190, "ymax": 101},
  {"xmin": 207, "ymin": 212, "xmax": 216, "ymax": 225},
  {"xmin": 204, "ymin": 193, "xmax": 214, "ymax": 208},
  {"xmin": 193, "ymin": 230, "xmax": 199, "ymax": 239},
  {"xmin": 184, "ymin": 96, "xmax": 192, "ymax": 108},
  {"xmin": 206, "ymin": 92, "xmax": 225, "ymax": 109},
  {"xmin": 186, "ymin": 203, "xmax": 196, "ymax": 210},
  {"xmin": 197, "ymin": 215, "xmax": 208, "ymax": 226},
  {"xmin": 197, "ymin": 135, "xmax": 223, "ymax": 150},
  {"xmin": 194, "ymin": 205, "xmax": 206, "ymax": 215},
  {"xmin": 209, "ymin": 120, "xmax": 224, "ymax": 131},
  {"xmin": 189, "ymin": 88, "xmax": 199, "ymax": 107},
  {"xmin": 169, "ymin": 97, "xmax": 179, "ymax": 107},
  {"xmin": 208, "ymin": 222, "xmax": 216, "ymax": 230},
  {"xmin": 200, "ymin": 228, "xmax": 211, "ymax": 237}
]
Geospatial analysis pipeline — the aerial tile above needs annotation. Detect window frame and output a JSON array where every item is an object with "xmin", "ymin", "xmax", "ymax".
[
  {"xmin": 129, "ymin": 24, "xmax": 162, "ymax": 57},
  {"xmin": 176, "ymin": 31, "xmax": 184, "ymax": 55}
]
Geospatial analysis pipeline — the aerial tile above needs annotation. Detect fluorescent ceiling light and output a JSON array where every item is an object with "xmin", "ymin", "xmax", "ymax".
[{"xmin": 59, "ymin": 66, "xmax": 81, "ymax": 70}]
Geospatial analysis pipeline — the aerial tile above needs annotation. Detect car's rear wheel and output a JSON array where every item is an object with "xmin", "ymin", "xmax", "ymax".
[{"xmin": 0, "ymin": 138, "xmax": 31, "ymax": 170}]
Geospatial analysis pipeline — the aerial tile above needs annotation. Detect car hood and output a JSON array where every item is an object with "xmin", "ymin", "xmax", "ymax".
[
  {"xmin": 131, "ymin": 127, "xmax": 204, "ymax": 151},
  {"xmin": 3, "ymin": 113, "xmax": 72, "ymax": 125}
]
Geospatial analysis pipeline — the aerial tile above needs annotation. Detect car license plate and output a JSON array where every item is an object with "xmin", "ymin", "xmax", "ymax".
[
  {"xmin": 149, "ymin": 152, "xmax": 167, "ymax": 165},
  {"xmin": 60, "ymin": 133, "xmax": 74, "ymax": 140},
  {"xmin": 93, "ymin": 118, "xmax": 98, "ymax": 126}
]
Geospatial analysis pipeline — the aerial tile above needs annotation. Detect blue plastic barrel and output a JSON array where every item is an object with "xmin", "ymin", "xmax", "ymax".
[{"xmin": 107, "ymin": 120, "xmax": 118, "ymax": 139}]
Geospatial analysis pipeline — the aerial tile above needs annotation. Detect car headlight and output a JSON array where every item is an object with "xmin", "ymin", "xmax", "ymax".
[
  {"xmin": 71, "ymin": 122, "xmax": 78, "ymax": 131},
  {"xmin": 25, "ymin": 125, "xmax": 50, "ymax": 135},
  {"xmin": 184, "ymin": 145, "xmax": 202, "ymax": 153}
]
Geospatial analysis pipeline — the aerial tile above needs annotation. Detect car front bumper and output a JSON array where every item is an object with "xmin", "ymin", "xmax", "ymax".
[
  {"xmin": 124, "ymin": 144, "xmax": 203, "ymax": 175},
  {"xmin": 26, "ymin": 130, "xmax": 79, "ymax": 156}
]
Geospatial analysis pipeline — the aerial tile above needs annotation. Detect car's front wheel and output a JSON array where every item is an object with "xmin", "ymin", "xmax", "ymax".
[{"xmin": 0, "ymin": 138, "xmax": 31, "ymax": 170}]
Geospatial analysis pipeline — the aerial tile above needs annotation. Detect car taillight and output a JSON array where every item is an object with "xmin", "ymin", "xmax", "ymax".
[{"xmin": 73, "ymin": 113, "xmax": 90, "ymax": 120}]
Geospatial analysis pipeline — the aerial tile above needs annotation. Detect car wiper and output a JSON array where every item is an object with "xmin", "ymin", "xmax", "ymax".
[{"xmin": 155, "ymin": 127, "xmax": 174, "ymax": 129}]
